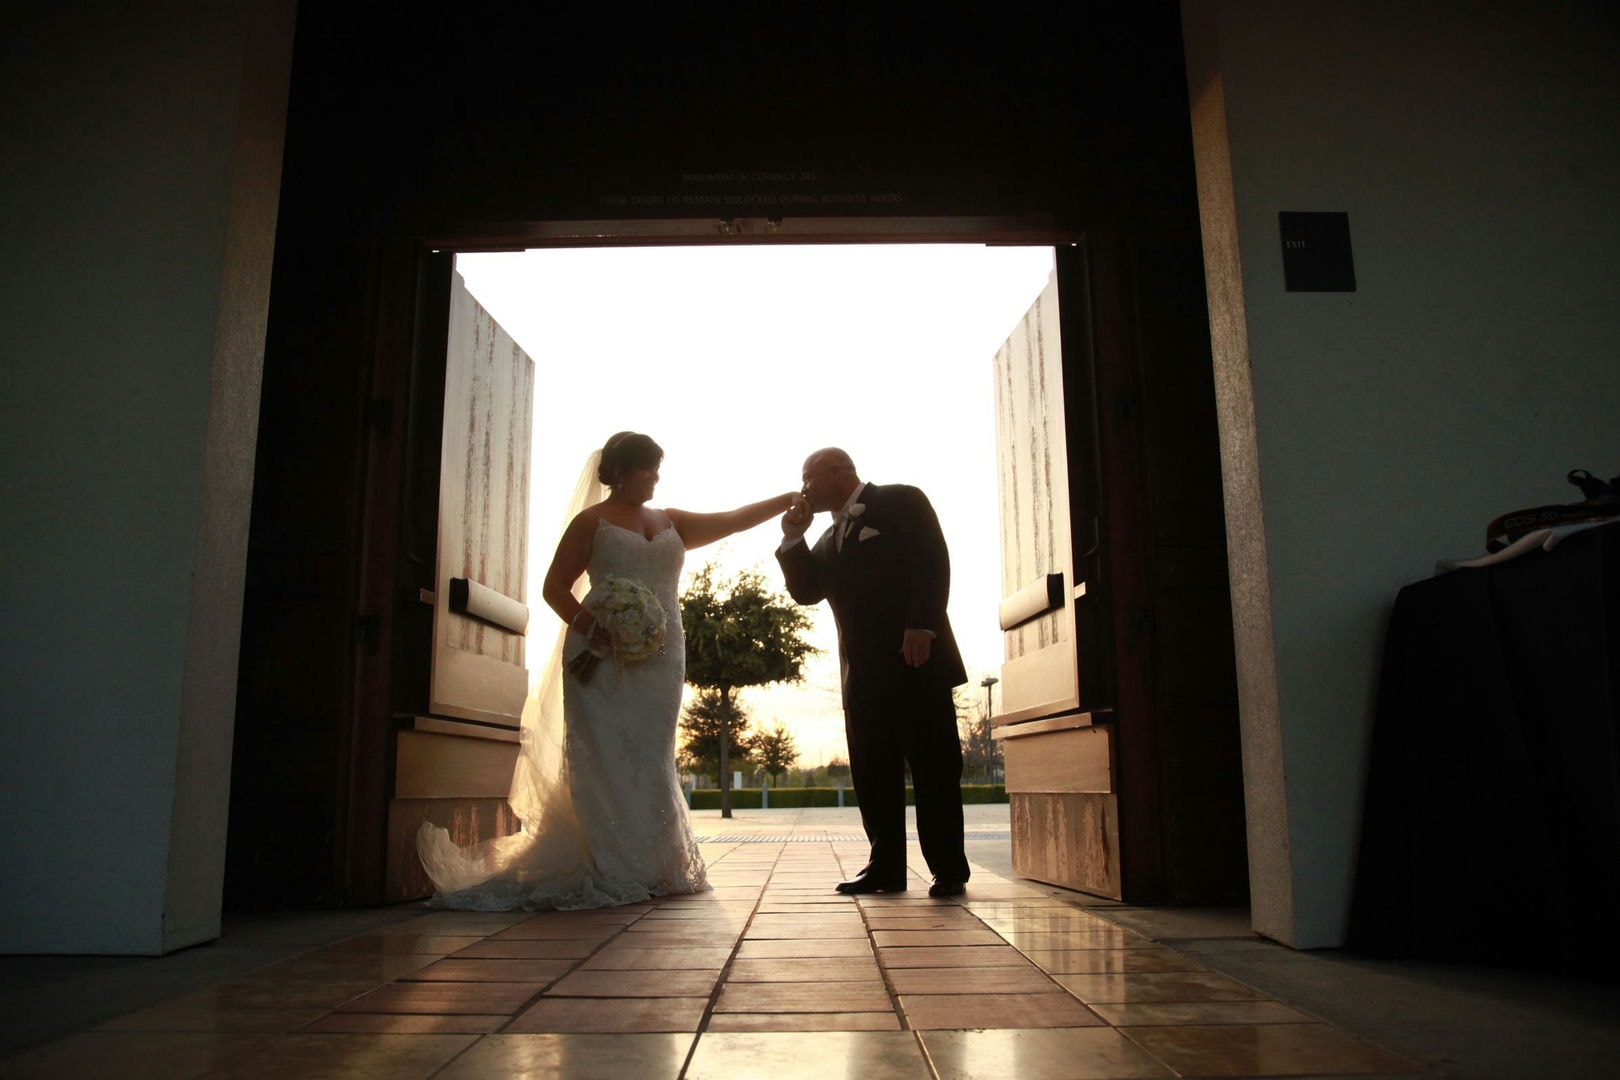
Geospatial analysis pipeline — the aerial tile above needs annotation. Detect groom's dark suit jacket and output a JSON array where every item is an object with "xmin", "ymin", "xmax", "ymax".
[{"xmin": 777, "ymin": 482, "xmax": 967, "ymax": 708}]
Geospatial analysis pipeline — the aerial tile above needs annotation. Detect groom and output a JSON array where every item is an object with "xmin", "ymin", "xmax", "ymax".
[{"xmin": 778, "ymin": 448, "xmax": 971, "ymax": 897}]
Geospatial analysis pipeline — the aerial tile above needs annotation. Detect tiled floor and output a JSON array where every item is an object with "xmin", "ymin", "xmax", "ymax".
[{"xmin": 4, "ymin": 807, "xmax": 1618, "ymax": 1077}]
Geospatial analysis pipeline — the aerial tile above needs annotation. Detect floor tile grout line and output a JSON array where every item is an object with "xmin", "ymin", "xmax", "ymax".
[
  {"xmin": 971, "ymin": 895, "xmax": 1431, "ymax": 1073},
  {"xmin": 287, "ymin": 913, "xmax": 555, "ymax": 1040},
  {"xmin": 998, "ymin": 910, "xmax": 1212, "ymax": 1021},
  {"xmin": 952, "ymin": 887, "xmax": 1393, "ymax": 1073},
  {"xmin": 855, "ymin": 878, "xmax": 918, "ymax": 1033},
  {"xmin": 321, "ymin": 906, "xmax": 653, "ymax": 1058},
  {"xmin": 886, "ymin": 865, "xmax": 1318, "ymax": 1036},
  {"xmin": 480, "ymin": 909, "xmax": 643, "ymax": 1036},
  {"xmin": 676, "ymin": 840, "xmax": 784, "ymax": 1077},
  {"xmin": 844, "ymin": 868, "xmax": 954, "ymax": 1078},
  {"xmin": 887, "ymin": 890, "xmax": 1122, "ymax": 1031}
]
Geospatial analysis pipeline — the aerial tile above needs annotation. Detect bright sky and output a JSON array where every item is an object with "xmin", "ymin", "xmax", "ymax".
[{"xmin": 456, "ymin": 244, "xmax": 1055, "ymax": 767}]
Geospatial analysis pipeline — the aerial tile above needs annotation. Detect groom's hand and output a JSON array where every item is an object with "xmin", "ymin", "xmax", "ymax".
[
  {"xmin": 901, "ymin": 629, "xmax": 933, "ymax": 667},
  {"xmin": 781, "ymin": 494, "xmax": 812, "ymax": 540}
]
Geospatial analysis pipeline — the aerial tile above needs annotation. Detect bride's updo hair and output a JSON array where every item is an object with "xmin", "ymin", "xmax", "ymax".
[{"xmin": 598, "ymin": 431, "xmax": 664, "ymax": 487}]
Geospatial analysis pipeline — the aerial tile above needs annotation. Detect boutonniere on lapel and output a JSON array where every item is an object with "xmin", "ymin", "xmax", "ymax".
[
  {"xmin": 845, "ymin": 503, "xmax": 880, "ymax": 543},
  {"xmin": 837, "ymin": 502, "xmax": 878, "ymax": 548}
]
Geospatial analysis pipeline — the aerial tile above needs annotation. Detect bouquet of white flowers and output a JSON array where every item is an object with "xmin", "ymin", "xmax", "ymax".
[{"xmin": 567, "ymin": 575, "xmax": 667, "ymax": 681}]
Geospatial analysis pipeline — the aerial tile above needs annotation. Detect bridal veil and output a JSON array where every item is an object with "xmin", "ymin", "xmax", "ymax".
[{"xmin": 414, "ymin": 451, "xmax": 606, "ymax": 901}]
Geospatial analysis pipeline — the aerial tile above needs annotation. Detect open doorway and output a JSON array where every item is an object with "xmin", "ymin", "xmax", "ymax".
[
  {"xmin": 399, "ymin": 238, "xmax": 1244, "ymax": 906},
  {"xmin": 230, "ymin": 222, "xmax": 1245, "ymax": 911},
  {"xmin": 451, "ymin": 243, "xmax": 1058, "ymax": 773}
]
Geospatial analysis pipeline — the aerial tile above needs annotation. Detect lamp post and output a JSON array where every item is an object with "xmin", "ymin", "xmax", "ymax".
[{"xmin": 980, "ymin": 676, "xmax": 1000, "ymax": 784}]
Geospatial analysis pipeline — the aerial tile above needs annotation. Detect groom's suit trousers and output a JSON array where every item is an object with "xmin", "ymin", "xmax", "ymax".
[{"xmin": 846, "ymin": 681, "xmax": 969, "ymax": 882}]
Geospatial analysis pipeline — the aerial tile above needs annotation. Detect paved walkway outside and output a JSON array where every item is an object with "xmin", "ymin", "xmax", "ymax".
[{"xmin": 0, "ymin": 803, "xmax": 1440, "ymax": 1078}]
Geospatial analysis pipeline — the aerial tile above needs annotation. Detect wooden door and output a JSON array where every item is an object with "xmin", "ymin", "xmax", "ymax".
[
  {"xmin": 991, "ymin": 247, "xmax": 1123, "ymax": 899},
  {"xmin": 428, "ymin": 273, "xmax": 534, "ymax": 726},
  {"xmin": 992, "ymin": 234, "xmax": 1247, "ymax": 906},
  {"xmin": 383, "ymin": 269, "xmax": 534, "ymax": 900}
]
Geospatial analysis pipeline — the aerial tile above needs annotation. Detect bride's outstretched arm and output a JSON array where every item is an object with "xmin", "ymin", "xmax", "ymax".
[{"xmin": 669, "ymin": 492, "xmax": 800, "ymax": 550}]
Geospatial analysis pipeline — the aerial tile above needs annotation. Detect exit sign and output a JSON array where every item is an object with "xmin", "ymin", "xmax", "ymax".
[{"xmin": 1279, "ymin": 211, "xmax": 1356, "ymax": 292}]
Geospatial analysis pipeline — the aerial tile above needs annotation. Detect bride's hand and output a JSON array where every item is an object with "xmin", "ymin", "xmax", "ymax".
[
  {"xmin": 781, "ymin": 493, "xmax": 812, "ymax": 539},
  {"xmin": 572, "ymin": 608, "xmax": 614, "ymax": 656}
]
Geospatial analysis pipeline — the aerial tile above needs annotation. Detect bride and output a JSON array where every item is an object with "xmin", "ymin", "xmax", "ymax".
[{"xmin": 417, "ymin": 431, "xmax": 799, "ymax": 910}]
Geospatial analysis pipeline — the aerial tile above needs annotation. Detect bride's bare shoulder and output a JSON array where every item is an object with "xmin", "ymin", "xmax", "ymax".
[{"xmin": 566, "ymin": 506, "xmax": 607, "ymax": 534}]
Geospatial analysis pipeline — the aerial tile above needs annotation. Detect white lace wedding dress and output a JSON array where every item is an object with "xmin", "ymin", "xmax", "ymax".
[{"xmin": 415, "ymin": 517, "xmax": 708, "ymax": 910}]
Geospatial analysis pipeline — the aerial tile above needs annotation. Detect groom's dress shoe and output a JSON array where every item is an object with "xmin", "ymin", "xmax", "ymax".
[
  {"xmin": 928, "ymin": 878, "xmax": 967, "ymax": 898},
  {"xmin": 835, "ymin": 870, "xmax": 907, "ymax": 894}
]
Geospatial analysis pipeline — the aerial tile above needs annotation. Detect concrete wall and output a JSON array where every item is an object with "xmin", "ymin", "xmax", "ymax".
[
  {"xmin": 1183, "ymin": 0, "xmax": 1620, "ymax": 947},
  {"xmin": 0, "ymin": 1, "xmax": 294, "ymax": 954}
]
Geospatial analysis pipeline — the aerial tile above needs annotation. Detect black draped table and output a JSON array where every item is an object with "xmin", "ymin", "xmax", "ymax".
[{"xmin": 1347, "ymin": 522, "xmax": 1620, "ymax": 973}]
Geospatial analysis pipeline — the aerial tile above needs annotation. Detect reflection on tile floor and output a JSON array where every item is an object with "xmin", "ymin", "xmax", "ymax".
[{"xmin": 0, "ymin": 837, "xmax": 1429, "ymax": 1079}]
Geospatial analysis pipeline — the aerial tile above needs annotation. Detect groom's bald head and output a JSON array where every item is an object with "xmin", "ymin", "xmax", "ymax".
[
  {"xmin": 807, "ymin": 447, "xmax": 855, "ymax": 474},
  {"xmin": 801, "ymin": 447, "xmax": 861, "ymax": 512}
]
